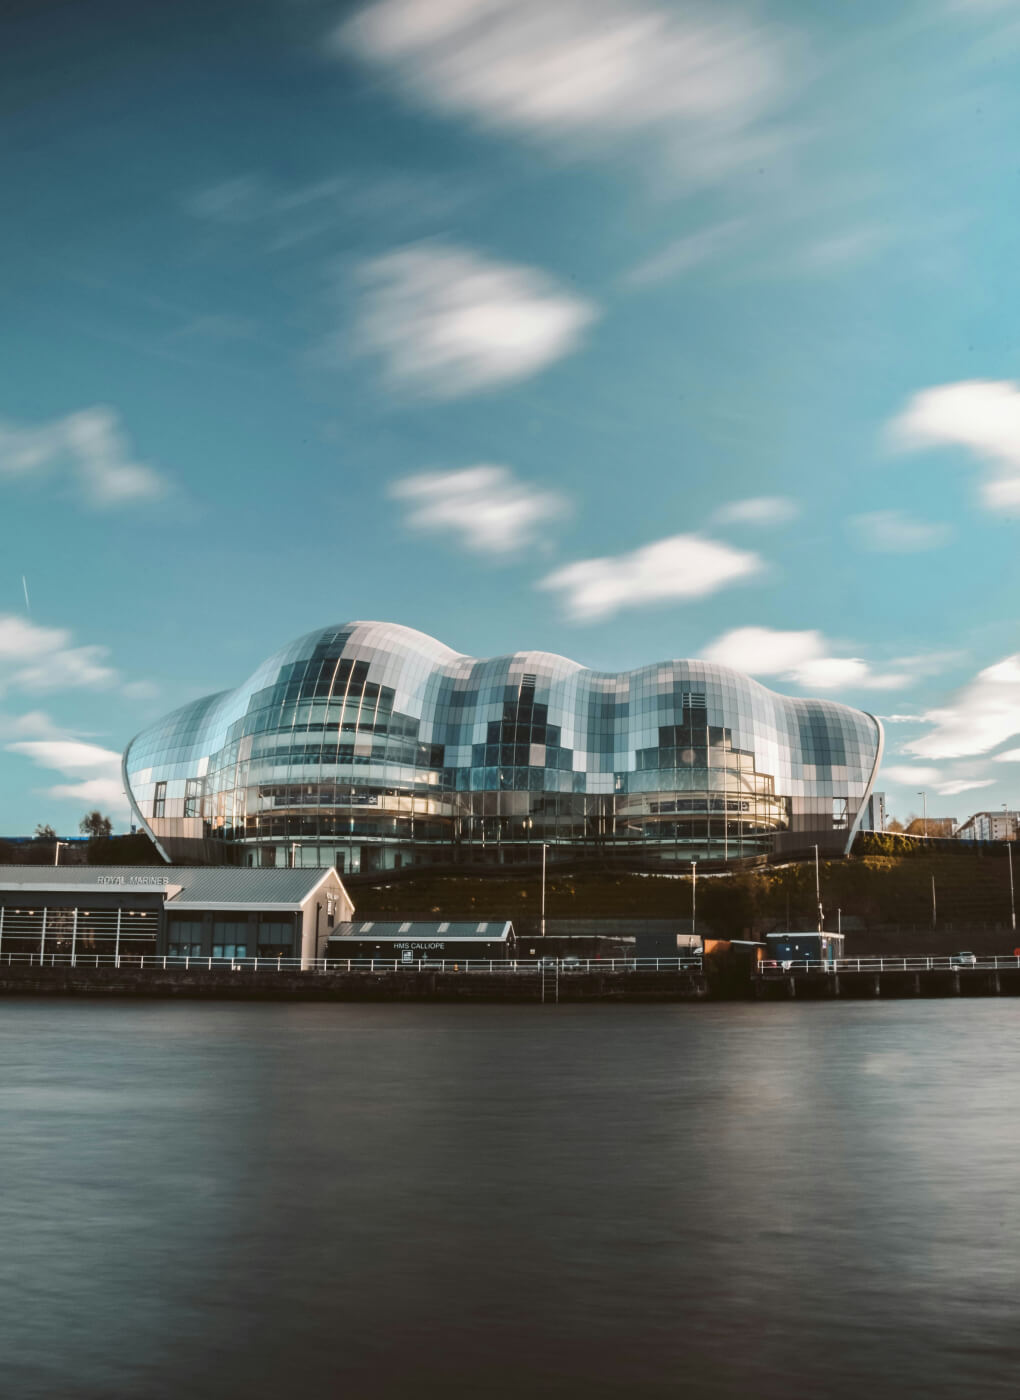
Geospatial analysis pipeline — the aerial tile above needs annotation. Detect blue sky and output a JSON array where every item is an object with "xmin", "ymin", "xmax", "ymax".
[{"xmin": 3, "ymin": 0, "xmax": 1020, "ymax": 834}]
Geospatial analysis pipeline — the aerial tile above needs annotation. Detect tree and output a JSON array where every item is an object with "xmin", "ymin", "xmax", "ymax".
[
  {"xmin": 79, "ymin": 811, "xmax": 113, "ymax": 840},
  {"xmin": 886, "ymin": 818, "xmax": 905, "ymax": 834},
  {"xmin": 33, "ymin": 823, "xmax": 57, "ymax": 840}
]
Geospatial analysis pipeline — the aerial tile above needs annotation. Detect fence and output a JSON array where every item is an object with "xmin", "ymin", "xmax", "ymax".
[
  {"xmin": 0, "ymin": 951, "xmax": 703, "ymax": 975},
  {"xmin": 757, "ymin": 955, "xmax": 1020, "ymax": 976}
]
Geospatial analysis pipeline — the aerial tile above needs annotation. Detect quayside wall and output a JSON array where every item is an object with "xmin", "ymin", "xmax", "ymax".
[{"xmin": 0, "ymin": 963, "xmax": 708, "ymax": 1003}]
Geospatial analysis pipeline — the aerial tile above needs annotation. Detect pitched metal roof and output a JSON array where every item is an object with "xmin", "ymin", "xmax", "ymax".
[
  {"xmin": 329, "ymin": 920, "xmax": 513, "ymax": 942},
  {"xmin": 0, "ymin": 865, "xmax": 348, "ymax": 912}
]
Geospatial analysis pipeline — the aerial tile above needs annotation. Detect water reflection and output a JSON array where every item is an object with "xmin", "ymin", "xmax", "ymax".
[{"xmin": 1, "ymin": 1000, "xmax": 1018, "ymax": 1398}]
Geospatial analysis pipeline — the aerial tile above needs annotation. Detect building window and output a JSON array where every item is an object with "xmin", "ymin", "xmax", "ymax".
[
  {"xmin": 212, "ymin": 943, "xmax": 248, "ymax": 959},
  {"xmin": 153, "ymin": 781, "xmax": 166, "ymax": 818},
  {"xmin": 184, "ymin": 778, "xmax": 203, "ymax": 818}
]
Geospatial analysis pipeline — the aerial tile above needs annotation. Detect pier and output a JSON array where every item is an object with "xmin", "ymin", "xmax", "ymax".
[{"xmin": 754, "ymin": 955, "xmax": 1020, "ymax": 999}]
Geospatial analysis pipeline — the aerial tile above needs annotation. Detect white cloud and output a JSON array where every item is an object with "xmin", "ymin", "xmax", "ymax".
[
  {"xmin": 7, "ymin": 740, "xmax": 123, "ymax": 774},
  {"xmin": 622, "ymin": 219, "xmax": 747, "ymax": 287},
  {"xmin": 937, "ymin": 778, "xmax": 996, "ymax": 797},
  {"xmin": 849, "ymin": 509, "xmax": 951, "ymax": 552},
  {"xmin": 887, "ymin": 380, "xmax": 1020, "ymax": 514},
  {"xmin": 907, "ymin": 654, "xmax": 1020, "ymax": 759},
  {"xmin": 334, "ymin": 0, "xmax": 793, "ymax": 180},
  {"xmin": 353, "ymin": 242, "xmax": 598, "ymax": 398},
  {"xmin": 4, "ymin": 737, "xmax": 129, "ymax": 818},
  {"xmin": 0, "ymin": 710, "xmax": 64, "ymax": 740},
  {"xmin": 389, "ymin": 465, "xmax": 567, "ymax": 552},
  {"xmin": 713, "ymin": 496, "xmax": 800, "ymax": 527},
  {"xmin": 0, "ymin": 614, "xmax": 117, "ymax": 695},
  {"xmin": 0, "ymin": 406, "xmax": 169, "ymax": 507},
  {"xmin": 701, "ymin": 625, "xmax": 912, "ymax": 691},
  {"xmin": 802, "ymin": 224, "xmax": 889, "ymax": 269},
  {"xmin": 44, "ymin": 778, "xmax": 128, "ymax": 812},
  {"xmin": 45, "ymin": 777, "xmax": 129, "ymax": 814},
  {"xmin": 994, "ymin": 747, "xmax": 1020, "ymax": 763},
  {"xmin": 538, "ymin": 533, "xmax": 761, "ymax": 622},
  {"xmin": 882, "ymin": 765, "xmax": 943, "ymax": 785}
]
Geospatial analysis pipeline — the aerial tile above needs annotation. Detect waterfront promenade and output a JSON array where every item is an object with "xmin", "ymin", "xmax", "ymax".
[{"xmin": 4, "ymin": 952, "xmax": 1020, "ymax": 1001}]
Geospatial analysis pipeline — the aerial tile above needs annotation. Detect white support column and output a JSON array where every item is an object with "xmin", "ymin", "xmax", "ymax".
[
  {"xmin": 0, "ymin": 904, "xmax": 4, "ymax": 959},
  {"xmin": 71, "ymin": 907, "xmax": 78, "ymax": 966},
  {"xmin": 40, "ymin": 907, "xmax": 47, "ymax": 960},
  {"xmin": 115, "ymin": 907, "xmax": 121, "ymax": 966}
]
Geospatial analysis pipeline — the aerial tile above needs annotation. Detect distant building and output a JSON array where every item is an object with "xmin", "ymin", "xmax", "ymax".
[
  {"xmin": 0, "ymin": 865, "xmax": 353, "ymax": 963},
  {"xmin": 956, "ymin": 811, "xmax": 1019, "ymax": 842},
  {"xmin": 122, "ymin": 620, "xmax": 884, "ymax": 873},
  {"xmin": 859, "ymin": 791, "xmax": 886, "ymax": 831}
]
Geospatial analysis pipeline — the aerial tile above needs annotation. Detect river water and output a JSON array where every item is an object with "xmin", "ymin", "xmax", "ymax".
[{"xmin": 1, "ymin": 999, "xmax": 1018, "ymax": 1399}]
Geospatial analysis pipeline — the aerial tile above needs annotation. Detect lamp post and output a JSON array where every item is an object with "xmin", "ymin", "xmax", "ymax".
[
  {"xmin": 917, "ymin": 791, "xmax": 927, "ymax": 840},
  {"xmin": 691, "ymin": 859, "xmax": 697, "ymax": 940},
  {"xmin": 540, "ymin": 842, "xmax": 547, "ymax": 939},
  {"xmin": 814, "ymin": 843, "xmax": 823, "ymax": 933},
  {"xmin": 53, "ymin": 841, "xmax": 68, "ymax": 867},
  {"xmin": 1004, "ymin": 805, "xmax": 1016, "ymax": 935}
]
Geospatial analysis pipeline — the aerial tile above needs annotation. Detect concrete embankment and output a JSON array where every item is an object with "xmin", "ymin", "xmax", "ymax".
[{"xmin": 0, "ymin": 964, "xmax": 708, "ymax": 1003}]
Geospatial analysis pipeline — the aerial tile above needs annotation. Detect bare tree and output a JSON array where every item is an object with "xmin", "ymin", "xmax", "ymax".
[{"xmin": 34, "ymin": 823, "xmax": 57, "ymax": 840}]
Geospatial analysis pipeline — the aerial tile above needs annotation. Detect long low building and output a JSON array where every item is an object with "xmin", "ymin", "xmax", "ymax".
[
  {"xmin": 328, "ymin": 920, "xmax": 516, "ymax": 961},
  {"xmin": 0, "ymin": 866, "xmax": 353, "ymax": 963}
]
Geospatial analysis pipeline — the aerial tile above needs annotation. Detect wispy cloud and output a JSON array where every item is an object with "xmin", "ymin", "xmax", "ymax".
[
  {"xmin": 801, "ymin": 224, "xmax": 890, "ymax": 270},
  {"xmin": 186, "ymin": 169, "xmax": 466, "ymax": 249},
  {"xmin": 350, "ymin": 241, "xmax": 598, "ymax": 398},
  {"xmin": 849, "ymin": 509, "xmax": 952, "ymax": 552},
  {"xmin": 699, "ymin": 625, "xmax": 939, "ymax": 691},
  {"xmin": 4, "ymin": 737, "xmax": 128, "ymax": 817},
  {"xmin": 622, "ymin": 219, "xmax": 747, "ymax": 287},
  {"xmin": 538, "ymin": 533, "xmax": 761, "ymax": 621},
  {"xmin": 0, "ymin": 407, "xmax": 170, "ymax": 507},
  {"xmin": 713, "ymin": 496, "xmax": 800, "ymax": 527},
  {"xmin": 334, "ymin": 0, "xmax": 796, "ymax": 181},
  {"xmin": 887, "ymin": 380, "xmax": 1020, "ymax": 514},
  {"xmin": 390, "ymin": 465, "xmax": 567, "ymax": 553},
  {"xmin": 0, "ymin": 615, "xmax": 117, "ymax": 695},
  {"xmin": 906, "ymin": 654, "xmax": 1020, "ymax": 759}
]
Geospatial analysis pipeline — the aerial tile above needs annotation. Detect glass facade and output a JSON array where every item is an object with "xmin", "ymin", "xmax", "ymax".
[{"xmin": 123, "ymin": 621, "xmax": 883, "ymax": 872}]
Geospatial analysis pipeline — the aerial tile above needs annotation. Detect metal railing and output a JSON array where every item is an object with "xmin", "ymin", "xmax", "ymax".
[
  {"xmin": 0, "ymin": 951, "xmax": 703, "ymax": 975},
  {"xmin": 757, "ymin": 955, "xmax": 1020, "ymax": 975}
]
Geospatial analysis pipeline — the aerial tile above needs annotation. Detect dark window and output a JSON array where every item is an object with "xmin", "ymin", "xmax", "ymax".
[{"xmin": 153, "ymin": 781, "xmax": 166, "ymax": 818}]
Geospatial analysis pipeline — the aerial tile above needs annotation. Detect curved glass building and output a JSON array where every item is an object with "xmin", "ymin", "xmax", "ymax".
[{"xmin": 123, "ymin": 621, "xmax": 883, "ymax": 871}]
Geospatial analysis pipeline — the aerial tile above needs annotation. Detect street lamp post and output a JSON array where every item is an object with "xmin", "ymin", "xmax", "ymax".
[
  {"xmin": 917, "ymin": 791, "xmax": 928, "ymax": 839},
  {"xmin": 54, "ymin": 841, "xmax": 68, "ymax": 867},
  {"xmin": 814, "ymin": 843, "xmax": 823, "ymax": 933},
  {"xmin": 691, "ymin": 860, "xmax": 697, "ymax": 940},
  {"xmin": 1004, "ymin": 805, "xmax": 1016, "ymax": 935},
  {"xmin": 541, "ymin": 842, "xmax": 547, "ymax": 939}
]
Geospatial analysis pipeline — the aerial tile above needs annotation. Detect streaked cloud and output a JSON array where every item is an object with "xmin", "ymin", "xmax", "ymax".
[
  {"xmin": 937, "ymin": 777, "xmax": 995, "ymax": 797},
  {"xmin": 907, "ymin": 653, "xmax": 1020, "ymax": 759},
  {"xmin": 887, "ymin": 380, "xmax": 1020, "ymax": 514},
  {"xmin": 713, "ymin": 496, "xmax": 800, "ymax": 527},
  {"xmin": 622, "ymin": 219, "xmax": 747, "ymax": 288},
  {"xmin": 4, "ymin": 736, "xmax": 128, "ymax": 818},
  {"xmin": 849, "ymin": 509, "xmax": 952, "ymax": 552},
  {"xmin": 352, "ymin": 242, "xmax": 598, "ymax": 398},
  {"xmin": 994, "ymin": 747, "xmax": 1020, "ymax": 763},
  {"xmin": 539, "ymin": 533, "xmax": 761, "ymax": 622},
  {"xmin": 390, "ymin": 465, "xmax": 567, "ymax": 553},
  {"xmin": 882, "ymin": 764, "xmax": 943, "ymax": 785},
  {"xmin": 701, "ymin": 625, "xmax": 917, "ymax": 691},
  {"xmin": 0, "ymin": 406, "xmax": 169, "ymax": 507},
  {"xmin": 0, "ymin": 614, "xmax": 151, "ymax": 701},
  {"xmin": 334, "ymin": 0, "xmax": 795, "ymax": 180}
]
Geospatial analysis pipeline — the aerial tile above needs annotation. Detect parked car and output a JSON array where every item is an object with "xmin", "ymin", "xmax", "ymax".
[{"xmin": 951, "ymin": 951, "xmax": 978, "ymax": 967}]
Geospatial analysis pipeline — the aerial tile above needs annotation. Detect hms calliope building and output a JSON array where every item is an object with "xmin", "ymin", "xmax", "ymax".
[{"xmin": 123, "ymin": 621, "xmax": 884, "ymax": 873}]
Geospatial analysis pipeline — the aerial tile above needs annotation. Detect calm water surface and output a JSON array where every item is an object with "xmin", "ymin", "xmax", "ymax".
[{"xmin": 0, "ymin": 999, "xmax": 1018, "ymax": 1399}]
